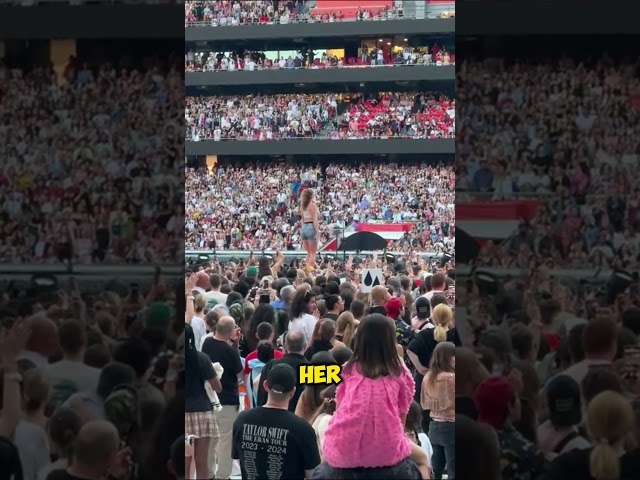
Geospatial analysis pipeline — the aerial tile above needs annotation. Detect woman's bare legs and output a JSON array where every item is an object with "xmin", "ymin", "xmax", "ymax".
[
  {"xmin": 194, "ymin": 437, "xmax": 211, "ymax": 480},
  {"xmin": 302, "ymin": 240, "xmax": 310, "ymax": 266},
  {"xmin": 308, "ymin": 240, "xmax": 317, "ymax": 269}
]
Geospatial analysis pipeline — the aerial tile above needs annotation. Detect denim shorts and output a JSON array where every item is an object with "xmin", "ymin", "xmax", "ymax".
[{"xmin": 300, "ymin": 223, "xmax": 317, "ymax": 241}]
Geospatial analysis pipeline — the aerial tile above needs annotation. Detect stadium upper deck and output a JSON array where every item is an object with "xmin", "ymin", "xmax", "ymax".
[{"xmin": 185, "ymin": 0, "xmax": 455, "ymax": 158}]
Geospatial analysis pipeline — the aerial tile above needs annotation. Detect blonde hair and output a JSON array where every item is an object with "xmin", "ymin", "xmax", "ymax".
[
  {"xmin": 587, "ymin": 391, "xmax": 634, "ymax": 480},
  {"xmin": 432, "ymin": 304, "xmax": 453, "ymax": 342},
  {"xmin": 336, "ymin": 311, "xmax": 357, "ymax": 350},
  {"xmin": 23, "ymin": 368, "xmax": 50, "ymax": 412}
]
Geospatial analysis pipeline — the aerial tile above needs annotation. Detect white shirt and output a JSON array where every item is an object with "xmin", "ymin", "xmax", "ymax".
[
  {"xmin": 12, "ymin": 420, "xmax": 49, "ymax": 480},
  {"xmin": 202, "ymin": 290, "xmax": 228, "ymax": 306},
  {"xmin": 288, "ymin": 314, "xmax": 317, "ymax": 345},
  {"xmin": 45, "ymin": 360, "xmax": 100, "ymax": 402},
  {"xmin": 191, "ymin": 315, "xmax": 207, "ymax": 351},
  {"xmin": 17, "ymin": 350, "xmax": 49, "ymax": 369}
]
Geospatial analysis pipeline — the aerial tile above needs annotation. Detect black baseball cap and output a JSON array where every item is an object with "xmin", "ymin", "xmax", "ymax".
[
  {"xmin": 547, "ymin": 375, "xmax": 581, "ymax": 427},
  {"xmin": 266, "ymin": 364, "xmax": 297, "ymax": 394},
  {"xmin": 415, "ymin": 296, "xmax": 431, "ymax": 319}
]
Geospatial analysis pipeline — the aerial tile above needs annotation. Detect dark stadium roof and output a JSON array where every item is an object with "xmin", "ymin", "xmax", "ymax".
[{"xmin": 186, "ymin": 79, "xmax": 454, "ymax": 96}]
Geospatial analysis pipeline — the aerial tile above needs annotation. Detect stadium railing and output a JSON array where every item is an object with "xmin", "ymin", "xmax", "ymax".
[
  {"xmin": 186, "ymin": 250, "xmax": 445, "ymax": 260},
  {"xmin": 185, "ymin": 63, "xmax": 451, "ymax": 72},
  {"xmin": 187, "ymin": 134, "xmax": 456, "ymax": 141},
  {"xmin": 456, "ymin": 265, "xmax": 614, "ymax": 283},
  {"xmin": 0, "ymin": 264, "xmax": 184, "ymax": 275},
  {"xmin": 456, "ymin": 191, "xmax": 561, "ymax": 201}
]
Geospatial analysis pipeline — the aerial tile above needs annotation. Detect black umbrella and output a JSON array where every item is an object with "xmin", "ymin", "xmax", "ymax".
[
  {"xmin": 455, "ymin": 228, "xmax": 480, "ymax": 264},
  {"xmin": 337, "ymin": 232, "xmax": 388, "ymax": 252}
]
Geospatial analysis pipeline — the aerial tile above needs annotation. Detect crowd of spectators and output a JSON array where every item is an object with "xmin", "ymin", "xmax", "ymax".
[
  {"xmin": 184, "ymin": 1, "xmax": 420, "ymax": 26},
  {"xmin": 0, "ymin": 58, "xmax": 183, "ymax": 265},
  {"xmin": 185, "ymin": 45, "xmax": 454, "ymax": 72},
  {"xmin": 185, "ymin": 0, "xmax": 303, "ymax": 26},
  {"xmin": 0, "ymin": 271, "xmax": 185, "ymax": 480},
  {"xmin": 186, "ymin": 92, "xmax": 455, "ymax": 141},
  {"xmin": 185, "ymin": 240, "xmax": 457, "ymax": 479},
  {"xmin": 457, "ymin": 56, "xmax": 640, "ymax": 270},
  {"xmin": 455, "ymin": 52, "xmax": 640, "ymax": 480},
  {"xmin": 185, "ymin": 161, "xmax": 454, "ymax": 254}
]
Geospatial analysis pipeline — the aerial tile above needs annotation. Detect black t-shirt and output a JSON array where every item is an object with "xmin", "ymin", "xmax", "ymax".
[
  {"xmin": 407, "ymin": 327, "xmax": 460, "ymax": 369},
  {"xmin": 202, "ymin": 338, "xmax": 243, "ymax": 405},
  {"xmin": 232, "ymin": 407, "xmax": 321, "ymax": 480},
  {"xmin": 185, "ymin": 351, "xmax": 217, "ymax": 413},
  {"xmin": 256, "ymin": 353, "xmax": 309, "ymax": 412},
  {"xmin": 46, "ymin": 469, "xmax": 93, "ymax": 480},
  {"xmin": 542, "ymin": 447, "xmax": 640, "ymax": 480},
  {"xmin": 368, "ymin": 305, "xmax": 387, "ymax": 316}
]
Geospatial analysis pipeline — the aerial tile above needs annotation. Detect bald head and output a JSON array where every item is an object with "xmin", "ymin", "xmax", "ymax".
[
  {"xmin": 73, "ymin": 420, "xmax": 120, "ymax": 470},
  {"xmin": 216, "ymin": 316, "xmax": 236, "ymax": 336},
  {"xmin": 371, "ymin": 285, "xmax": 390, "ymax": 306},
  {"xmin": 195, "ymin": 271, "xmax": 210, "ymax": 290}
]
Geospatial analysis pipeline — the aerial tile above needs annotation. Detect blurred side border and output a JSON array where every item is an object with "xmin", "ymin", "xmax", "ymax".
[
  {"xmin": 457, "ymin": 0, "xmax": 640, "ymax": 35},
  {"xmin": 0, "ymin": 4, "xmax": 183, "ymax": 39}
]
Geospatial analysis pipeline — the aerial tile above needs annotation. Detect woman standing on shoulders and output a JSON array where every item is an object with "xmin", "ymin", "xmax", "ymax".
[{"xmin": 299, "ymin": 189, "xmax": 320, "ymax": 271}]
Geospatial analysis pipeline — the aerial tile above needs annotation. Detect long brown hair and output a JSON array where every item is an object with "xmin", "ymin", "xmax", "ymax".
[
  {"xmin": 427, "ymin": 341, "xmax": 455, "ymax": 386},
  {"xmin": 311, "ymin": 319, "xmax": 336, "ymax": 343},
  {"xmin": 455, "ymin": 347, "xmax": 488, "ymax": 397},
  {"xmin": 309, "ymin": 384, "xmax": 337, "ymax": 426},
  {"xmin": 345, "ymin": 313, "xmax": 403, "ymax": 379},
  {"xmin": 336, "ymin": 312, "xmax": 357, "ymax": 349},
  {"xmin": 300, "ymin": 189, "xmax": 313, "ymax": 210}
]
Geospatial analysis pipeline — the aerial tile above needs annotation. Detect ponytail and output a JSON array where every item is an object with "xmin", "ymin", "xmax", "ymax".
[
  {"xmin": 434, "ymin": 325, "xmax": 447, "ymax": 342},
  {"xmin": 589, "ymin": 439, "xmax": 620, "ymax": 480}
]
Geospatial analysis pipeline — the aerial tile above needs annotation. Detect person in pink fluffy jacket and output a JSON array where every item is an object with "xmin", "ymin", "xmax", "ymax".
[{"xmin": 312, "ymin": 313, "xmax": 431, "ymax": 480}]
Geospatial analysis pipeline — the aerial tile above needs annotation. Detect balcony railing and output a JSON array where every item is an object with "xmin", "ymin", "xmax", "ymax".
[
  {"xmin": 187, "ymin": 133, "xmax": 455, "ymax": 141},
  {"xmin": 186, "ymin": 62, "xmax": 453, "ymax": 73}
]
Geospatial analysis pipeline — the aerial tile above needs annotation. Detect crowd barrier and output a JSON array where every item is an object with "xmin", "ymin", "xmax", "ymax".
[
  {"xmin": 189, "ymin": 134, "xmax": 455, "ymax": 141},
  {"xmin": 456, "ymin": 264, "xmax": 614, "ymax": 283},
  {"xmin": 186, "ymin": 250, "xmax": 444, "ymax": 260}
]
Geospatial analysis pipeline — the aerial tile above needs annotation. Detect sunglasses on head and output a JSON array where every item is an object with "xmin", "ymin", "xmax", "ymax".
[{"xmin": 304, "ymin": 289, "xmax": 314, "ymax": 301}]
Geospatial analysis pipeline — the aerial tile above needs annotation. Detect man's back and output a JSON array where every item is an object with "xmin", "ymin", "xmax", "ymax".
[
  {"xmin": 256, "ymin": 353, "xmax": 309, "ymax": 411},
  {"xmin": 232, "ymin": 407, "xmax": 320, "ymax": 480},
  {"xmin": 46, "ymin": 360, "xmax": 100, "ymax": 407},
  {"xmin": 202, "ymin": 337, "xmax": 243, "ymax": 405}
]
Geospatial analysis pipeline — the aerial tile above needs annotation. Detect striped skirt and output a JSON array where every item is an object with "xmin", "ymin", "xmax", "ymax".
[{"xmin": 185, "ymin": 410, "xmax": 219, "ymax": 439}]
